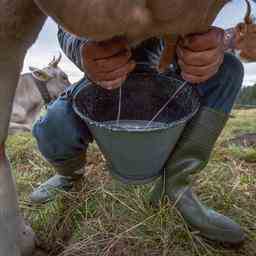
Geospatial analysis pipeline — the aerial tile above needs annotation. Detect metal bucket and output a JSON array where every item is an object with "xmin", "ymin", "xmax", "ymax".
[{"xmin": 73, "ymin": 65, "xmax": 200, "ymax": 184}]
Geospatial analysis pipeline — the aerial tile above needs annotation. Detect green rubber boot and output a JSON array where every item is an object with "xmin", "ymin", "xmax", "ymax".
[
  {"xmin": 30, "ymin": 168, "xmax": 84, "ymax": 204},
  {"xmin": 30, "ymin": 154, "xmax": 86, "ymax": 204},
  {"xmin": 150, "ymin": 107, "xmax": 245, "ymax": 244},
  {"xmin": 30, "ymin": 174, "xmax": 78, "ymax": 204}
]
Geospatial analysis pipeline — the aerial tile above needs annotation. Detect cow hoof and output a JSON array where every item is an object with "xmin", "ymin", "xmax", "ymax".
[{"xmin": 20, "ymin": 224, "xmax": 36, "ymax": 256}]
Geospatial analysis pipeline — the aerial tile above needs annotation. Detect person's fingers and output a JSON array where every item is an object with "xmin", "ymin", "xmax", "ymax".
[
  {"xmin": 95, "ymin": 50, "xmax": 132, "ymax": 72},
  {"xmin": 99, "ymin": 76, "xmax": 127, "ymax": 90},
  {"xmin": 247, "ymin": 24, "xmax": 256, "ymax": 33},
  {"xmin": 81, "ymin": 38, "xmax": 134, "ymax": 84},
  {"xmin": 240, "ymin": 49, "xmax": 256, "ymax": 60},
  {"xmin": 181, "ymin": 27, "xmax": 224, "ymax": 51},
  {"xmin": 177, "ymin": 54, "xmax": 223, "ymax": 77},
  {"xmin": 236, "ymin": 34, "xmax": 256, "ymax": 49},
  {"xmin": 176, "ymin": 44, "xmax": 222, "ymax": 66},
  {"xmin": 181, "ymin": 69, "xmax": 219, "ymax": 84},
  {"xmin": 176, "ymin": 27, "xmax": 224, "ymax": 84},
  {"xmin": 93, "ymin": 61, "xmax": 135, "ymax": 81}
]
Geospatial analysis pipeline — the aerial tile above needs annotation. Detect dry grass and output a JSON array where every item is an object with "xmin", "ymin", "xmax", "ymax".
[{"xmin": 6, "ymin": 109, "xmax": 256, "ymax": 256}]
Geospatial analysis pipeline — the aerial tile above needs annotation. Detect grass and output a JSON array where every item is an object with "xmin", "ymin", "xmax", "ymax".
[{"xmin": 6, "ymin": 109, "xmax": 256, "ymax": 256}]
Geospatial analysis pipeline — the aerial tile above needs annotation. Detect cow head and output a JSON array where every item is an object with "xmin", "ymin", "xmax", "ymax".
[{"xmin": 29, "ymin": 53, "xmax": 70, "ymax": 101}]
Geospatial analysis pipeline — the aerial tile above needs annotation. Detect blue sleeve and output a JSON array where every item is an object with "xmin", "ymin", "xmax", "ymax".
[
  {"xmin": 132, "ymin": 38, "xmax": 164, "ymax": 67},
  {"xmin": 57, "ymin": 26, "xmax": 90, "ymax": 71},
  {"xmin": 58, "ymin": 26, "xmax": 165, "ymax": 71}
]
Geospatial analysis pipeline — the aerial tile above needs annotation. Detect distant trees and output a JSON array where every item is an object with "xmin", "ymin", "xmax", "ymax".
[{"xmin": 236, "ymin": 84, "xmax": 256, "ymax": 106}]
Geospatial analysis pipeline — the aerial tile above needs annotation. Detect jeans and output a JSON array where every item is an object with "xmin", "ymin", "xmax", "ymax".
[{"xmin": 33, "ymin": 53, "xmax": 244, "ymax": 179}]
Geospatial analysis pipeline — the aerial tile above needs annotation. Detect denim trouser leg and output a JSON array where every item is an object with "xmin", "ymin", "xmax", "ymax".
[
  {"xmin": 33, "ymin": 82, "xmax": 93, "ymax": 177},
  {"xmin": 196, "ymin": 53, "xmax": 244, "ymax": 114}
]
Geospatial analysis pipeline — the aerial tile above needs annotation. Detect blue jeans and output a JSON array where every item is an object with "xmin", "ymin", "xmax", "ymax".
[{"xmin": 33, "ymin": 53, "xmax": 244, "ymax": 178}]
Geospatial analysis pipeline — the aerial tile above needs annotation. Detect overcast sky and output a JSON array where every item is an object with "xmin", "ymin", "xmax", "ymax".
[{"xmin": 23, "ymin": 0, "xmax": 256, "ymax": 86}]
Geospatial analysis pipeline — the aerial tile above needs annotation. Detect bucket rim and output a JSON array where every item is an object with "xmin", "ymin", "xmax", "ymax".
[
  {"xmin": 73, "ymin": 103, "xmax": 199, "ymax": 132},
  {"xmin": 72, "ymin": 74, "xmax": 200, "ymax": 133}
]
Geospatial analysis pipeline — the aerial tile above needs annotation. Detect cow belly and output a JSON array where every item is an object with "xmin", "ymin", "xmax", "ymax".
[
  {"xmin": 35, "ymin": 0, "xmax": 229, "ymax": 42},
  {"xmin": 128, "ymin": 0, "xmax": 230, "ymax": 42}
]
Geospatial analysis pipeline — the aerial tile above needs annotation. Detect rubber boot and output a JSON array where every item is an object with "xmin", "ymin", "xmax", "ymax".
[
  {"xmin": 30, "ymin": 167, "xmax": 84, "ymax": 204},
  {"xmin": 150, "ymin": 107, "xmax": 245, "ymax": 244}
]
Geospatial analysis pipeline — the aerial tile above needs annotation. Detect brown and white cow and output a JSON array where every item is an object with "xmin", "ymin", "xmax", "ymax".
[
  {"xmin": 9, "ymin": 55, "xmax": 70, "ymax": 134},
  {"xmin": 0, "ymin": 1, "xmax": 254, "ymax": 255}
]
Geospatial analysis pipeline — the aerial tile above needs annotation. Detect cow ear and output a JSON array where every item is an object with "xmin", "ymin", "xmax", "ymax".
[
  {"xmin": 29, "ymin": 66, "xmax": 38, "ymax": 72},
  {"xmin": 29, "ymin": 67, "xmax": 53, "ymax": 82}
]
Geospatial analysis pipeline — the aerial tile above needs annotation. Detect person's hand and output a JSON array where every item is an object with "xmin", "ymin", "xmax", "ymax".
[
  {"xmin": 82, "ymin": 37, "xmax": 136, "ymax": 90},
  {"xmin": 235, "ymin": 23, "xmax": 256, "ymax": 61},
  {"xmin": 176, "ymin": 27, "xmax": 225, "ymax": 84}
]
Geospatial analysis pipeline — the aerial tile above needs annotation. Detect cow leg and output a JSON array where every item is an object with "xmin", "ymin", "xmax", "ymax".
[
  {"xmin": 0, "ymin": 52, "xmax": 40, "ymax": 256},
  {"xmin": 0, "ymin": 54, "xmax": 29, "ymax": 256},
  {"xmin": 0, "ymin": 2, "xmax": 46, "ymax": 255}
]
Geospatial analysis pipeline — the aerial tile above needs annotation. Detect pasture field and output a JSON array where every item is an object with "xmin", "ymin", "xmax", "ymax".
[{"xmin": 7, "ymin": 109, "xmax": 256, "ymax": 256}]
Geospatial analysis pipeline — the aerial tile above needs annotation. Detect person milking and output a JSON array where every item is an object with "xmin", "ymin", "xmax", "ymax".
[{"xmin": 30, "ymin": 14, "xmax": 256, "ymax": 244}]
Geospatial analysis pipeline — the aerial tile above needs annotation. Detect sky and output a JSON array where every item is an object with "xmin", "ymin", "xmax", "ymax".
[{"xmin": 23, "ymin": 0, "xmax": 256, "ymax": 86}]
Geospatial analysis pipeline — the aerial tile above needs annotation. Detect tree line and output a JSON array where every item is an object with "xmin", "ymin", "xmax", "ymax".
[{"xmin": 236, "ymin": 84, "xmax": 256, "ymax": 106}]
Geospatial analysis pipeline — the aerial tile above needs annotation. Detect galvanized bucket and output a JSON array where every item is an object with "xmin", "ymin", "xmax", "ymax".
[{"xmin": 73, "ymin": 65, "xmax": 200, "ymax": 184}]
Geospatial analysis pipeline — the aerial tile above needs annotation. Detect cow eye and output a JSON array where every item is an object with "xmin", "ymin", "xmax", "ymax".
[{"xmin": 62, "ymin": 75, "xmax": 69, "ymax": 81}]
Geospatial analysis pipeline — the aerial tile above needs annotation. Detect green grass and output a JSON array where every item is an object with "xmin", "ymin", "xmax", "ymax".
[{"xmin": 6, "ymin": 109, "xmax": 256, "ymax": 256}]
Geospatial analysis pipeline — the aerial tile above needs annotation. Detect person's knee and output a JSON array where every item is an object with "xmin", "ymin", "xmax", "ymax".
[
  {"xmin": 33, "ymin": 100, "xmax": 69, "ymax": 161},
  {"xmin": 33, "ymin": 98, "xmax": 91, "ymax": 162},
  {"xmin": 196, "ymin": 53, "xmax": 244, "ymax": 113}
]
